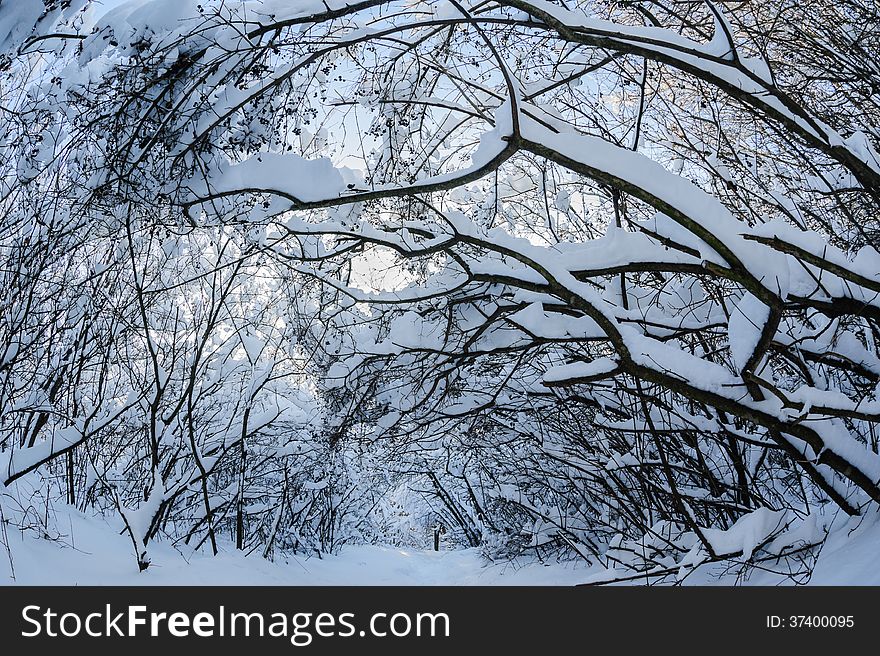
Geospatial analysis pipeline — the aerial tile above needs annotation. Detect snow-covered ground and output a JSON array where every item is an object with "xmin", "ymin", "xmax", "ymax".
[
  {"xmin": 2, "ymin": 506, "xmax": 879, "ymax": 585},
  {"xmin": 0, "ymin": 508, "xmax": 590, "ymax": 585}
]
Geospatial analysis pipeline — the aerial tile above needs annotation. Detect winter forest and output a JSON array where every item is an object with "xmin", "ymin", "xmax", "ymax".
[{"xmin": 1, "ymin": 0, "xmax": 880, "ymax": 586}]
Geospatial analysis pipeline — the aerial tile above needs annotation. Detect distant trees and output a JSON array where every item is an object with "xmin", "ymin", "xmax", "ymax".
[{"xmin": 2, "ymin": 0, "xmax": 879, "ymax": 581}]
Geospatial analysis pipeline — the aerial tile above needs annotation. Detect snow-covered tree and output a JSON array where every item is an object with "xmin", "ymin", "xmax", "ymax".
[{"xmin": 2, "ymin": 0, "xmax": 879, "ymax": 581}]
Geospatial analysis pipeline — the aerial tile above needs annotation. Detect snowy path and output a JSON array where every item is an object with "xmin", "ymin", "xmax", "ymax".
[
  {"xmin": 2, "ymin": 508, "xmax": 879, "ymax": 585},
  {"xmin": 0, "ymin": 510, "xmax": 590, "ymax": 585}
]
